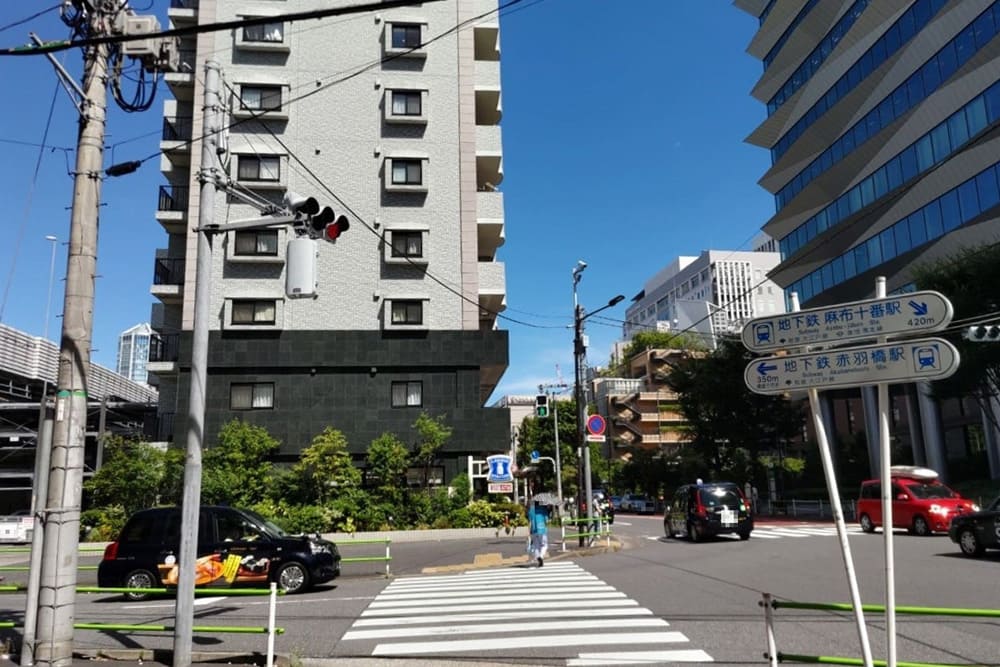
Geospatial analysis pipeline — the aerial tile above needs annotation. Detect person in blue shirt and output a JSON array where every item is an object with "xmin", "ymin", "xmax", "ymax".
[{"xmin": 528, "ymin": 500, "xmax": 550, "ymax": 567}]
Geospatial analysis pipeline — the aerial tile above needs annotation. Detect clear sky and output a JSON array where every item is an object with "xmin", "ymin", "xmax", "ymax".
[{"xmin": 0, "ymin": 1, "xmax": 775, "ymax": 402}]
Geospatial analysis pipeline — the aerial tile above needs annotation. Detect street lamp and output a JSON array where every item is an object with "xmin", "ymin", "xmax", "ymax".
[
  {"xmin": 572, "ymin": 259, "xmax": 624, "ymax": 544},
  {"xmin": 43, "ymin": 235, "xmax": 59, "ymax": 342}
]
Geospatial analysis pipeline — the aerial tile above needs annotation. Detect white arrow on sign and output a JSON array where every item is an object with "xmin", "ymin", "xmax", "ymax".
[
  {"xmin": 744, "ymin": 337, "xmax": 960, "ymax": 395},
  {"xmin": 741, "ymin": 291, "xmax": 953, "ymax": 352}
]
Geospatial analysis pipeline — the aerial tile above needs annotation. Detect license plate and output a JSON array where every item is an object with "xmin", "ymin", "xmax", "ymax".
[{"xmin": 720, "ymin": 509, "xmax": 737, "ymax": 526}]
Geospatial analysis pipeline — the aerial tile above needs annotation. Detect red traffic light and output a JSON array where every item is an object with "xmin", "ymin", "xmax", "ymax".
[{"xmin": 324, "ymin": 215, "xmax": 350, "ymax": 242}]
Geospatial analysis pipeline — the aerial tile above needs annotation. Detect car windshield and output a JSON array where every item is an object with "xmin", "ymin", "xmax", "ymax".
[
  {"xmin": 699, "ymin": 487, "xmax": 742, "ymax": 507},
  {"xmin": 241, "ymin": 509, "xmax": 288, "ymax": 538},
  {"xmin": 902, "ymin": 481, "xmax": 958, "ymax": 499}
]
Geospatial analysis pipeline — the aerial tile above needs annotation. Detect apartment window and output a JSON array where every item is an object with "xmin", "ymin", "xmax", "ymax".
[
  {"xmin": 391, "ymin": 159, "xmax": 422, "ymax": 186},
  {"xmin": 390, "ymin": 300, "xmax": 423, "ymax": 325},
  {"xmin": 243, "ymin": 21, "xmax": 284, "ymax": 43},
  {"xmin": 240, "ymin": 85, "xmax": 282, "ymax": 112},
  {"xmin": 237, "ymin": 155, "xmax": 280, "ymax": 182},
  {"xmin": 391, "ymin": 24, "xmax": 421, "ymax": 49},
  {"xmin": 232, "ymin": 299, "xmax": 277, "ymax": 325},
  {"xmin": 391, "ymin": 231, "xmax": 423, "ymax": 258},
  {"xmin": 391, "ymin": 381, "xmax": 422, "ymax": 408},
  {"xmin": 230, "ymin": 382, "xmax": 274, "ymax": 410},
  {"xmin": 391, "ymin": 91, "xmax": 422, "ymax": 116},
  {"xmin": 234, "ymin": 230, "xmax": 278, "ymax": 256}
]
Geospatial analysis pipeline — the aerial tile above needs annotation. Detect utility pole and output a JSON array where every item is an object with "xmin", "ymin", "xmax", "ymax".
[
  {"xmin": 34, "ymin": 3, "xmax": 110, "ymax": 663},
  {"xmin": 539, "ymin": 380, "xmax": 568, "ymax": 512},
  {"xmin": 173, "ymin": 59, "xmax": 221, "ymax": 667}
]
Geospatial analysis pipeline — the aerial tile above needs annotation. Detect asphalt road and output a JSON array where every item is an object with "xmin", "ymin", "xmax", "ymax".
[{"xmin": 2, "ymin": 514, "xmax": 999, "ymax": 666}]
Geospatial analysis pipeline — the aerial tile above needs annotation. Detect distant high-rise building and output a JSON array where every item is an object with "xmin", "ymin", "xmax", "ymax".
[
  {"xmin": 116, "ymin": 322, "xmax": 152, "ymax": 384},
  {"xmin": 623, "ymin": 250, "xmax": 784, "ymax": 347},
  {"xmin": 147, "ymin": 0, "xmax": 510, "ymax": 481}
]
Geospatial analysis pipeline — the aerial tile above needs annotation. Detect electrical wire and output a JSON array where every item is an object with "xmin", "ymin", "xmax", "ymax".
[{"xmin": 0, "ymin": 4, "xmax": 61, "ymax": 35}]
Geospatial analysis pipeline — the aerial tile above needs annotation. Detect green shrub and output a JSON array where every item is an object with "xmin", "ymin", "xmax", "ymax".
[{"xmin": 80, "ymin": 505, "xmax": 128, "ymax": 542}]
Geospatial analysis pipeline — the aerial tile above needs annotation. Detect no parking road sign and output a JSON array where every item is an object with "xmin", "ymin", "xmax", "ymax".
[{"xmin": 586, "ymin": 414, "xmax": 606, "ymax": 442}]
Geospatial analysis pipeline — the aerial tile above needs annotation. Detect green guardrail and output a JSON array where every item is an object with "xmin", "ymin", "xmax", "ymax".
[
  {"xmin": 776, "ymin": 654, "xmax": 970, "ymax": 666},
  {"xmin": 0, "ymin": 565, "xmax": 97, "ymax": 572},
  {"xmin": 336, "ymin": 538, "xmax": 392, "ymax": 577},
  {"xmin": 771, "ymin": 599, "xmax": 1000, "ymax": 618},
  {"xmin": 0, "ymin": 546, "xmax": 105, "ymax": 554},
  {"xmin": 1, "ymin": 585, "xmax": 285, "ymax": 596}
]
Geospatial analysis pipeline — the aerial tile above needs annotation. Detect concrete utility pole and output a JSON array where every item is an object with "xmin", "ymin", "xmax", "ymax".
[
  {"xmin": 173, "ymin": 59, "xmax": 222, "ymax": 667},
  {"xmin": 34, "ymin": 4, "xmax": 111, "ymax": 664}
]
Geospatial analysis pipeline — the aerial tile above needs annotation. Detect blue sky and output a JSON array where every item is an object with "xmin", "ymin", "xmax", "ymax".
[{"xmin": 0, "ymin": 1, "xmax": 775, "ymax": 401}]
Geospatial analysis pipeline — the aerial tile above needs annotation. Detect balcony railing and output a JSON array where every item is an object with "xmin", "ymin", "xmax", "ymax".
[
  {"xmin": 153, "ymin": 258, "xmax": 185, "ymax": 285},
  {"xmin": 162, "ymin": 116, "xmax": 193, "ymax": 141},
  {"xmin": 158, "ymin": 185, "xmax": 189, "ymax": 211},
  {"xmin": 148, "ymin": 333, "xmax": 180, "ymax": 362}
]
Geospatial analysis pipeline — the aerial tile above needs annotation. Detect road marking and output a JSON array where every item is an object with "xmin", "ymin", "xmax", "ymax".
[
  {"xmin": 393, "ymin": 561, "xmax": 579, "ymax": 584},
  {"xmin": 569, "ymin": 649, "xmax": 714, "ymax": 665},
  {"xmin": 369, "ymin": 591, "xmax": 627, "ymax": 608},
  {"xmin": 361, "ymin": 598, "xmax": 641, "ymax": 616},
  {"xmin": 378, "ymin": 584, "xmax": 615, "ymax": 599},
  {"xmin": 123, "ymin": 596, "xmax": 226, "ymax": 610},
  {"xmin": 344, "ymin": 617, "xmax": 670, "ymax": 640},
  {"xmin": 372, "ymin": 631, "xmax": 689, "ymax": 656},
  {"xmin": 352, "ymin": 607, "xmax": 655, "ymax": 627}
]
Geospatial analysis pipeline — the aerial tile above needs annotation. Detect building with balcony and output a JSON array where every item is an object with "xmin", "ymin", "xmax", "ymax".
[
  {"xmin": 739, "ymin": 0, "xmax": 1000, "ymax": 479},
  {"xmin": 623, "ymin": 250, "xmax": 784, "ymax": 347},
  {"xmin": 149, "ymin": 0, "xmax": 510, "ymax": 481}
]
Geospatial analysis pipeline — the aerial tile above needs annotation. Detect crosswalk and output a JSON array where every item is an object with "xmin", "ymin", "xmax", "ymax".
[
  {"xmin": 341, "ymin": 561, "xmax": 714, "ymax": 664},
  {"xmin": 647, "ymin": 524, "xmax": 864, "ymax": 541}
]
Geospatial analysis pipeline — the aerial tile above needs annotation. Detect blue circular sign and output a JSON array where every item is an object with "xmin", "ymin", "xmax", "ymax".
[{"xmin": 586, "ymin": 414, "xmax": 606, "ymax": 436}]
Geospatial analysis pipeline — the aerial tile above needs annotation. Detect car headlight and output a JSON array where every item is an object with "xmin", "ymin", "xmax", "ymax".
[
  {"xmin": 929, "ymin": 504, "xmax": 950, "ymax": 515},
  {"xmin": 309, "ymin": 540, "xmax": 331, "ymax": 555},
  {"xmin": 971, "ymin": 504, "xmax": 980, "ymax": 512}
]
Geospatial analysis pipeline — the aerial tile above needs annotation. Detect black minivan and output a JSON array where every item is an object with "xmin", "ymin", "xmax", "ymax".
[
  {"xmin": 664, "ymin": 482, "xmax": 753, "ymax": 542},
  {"xmin": 97, "ymin": 505, "xmax": 341, "ymax": 600}
]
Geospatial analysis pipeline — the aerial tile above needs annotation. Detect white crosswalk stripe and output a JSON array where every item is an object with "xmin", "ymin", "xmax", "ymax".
[
  {"xmin": 647, "ymin": 524, "xmax": 864, "ymax": 541},
  {"xmin": 342, "ymin": 561, "xmax": 714, "ymax": 663}
]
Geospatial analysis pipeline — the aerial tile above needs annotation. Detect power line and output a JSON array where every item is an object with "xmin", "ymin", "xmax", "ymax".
[
  {"xmin": 0, "ymin": 4, "xmax": 60, "ymax": 35},
  {"xmin": 0, "ymin": 0, "xmax": 448, "ymax": 56}
]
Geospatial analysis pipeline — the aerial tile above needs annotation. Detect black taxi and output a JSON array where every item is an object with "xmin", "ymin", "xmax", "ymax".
[{"xmin": 948, "ymin": 495, "xmax": 1000, "ymax": 557}]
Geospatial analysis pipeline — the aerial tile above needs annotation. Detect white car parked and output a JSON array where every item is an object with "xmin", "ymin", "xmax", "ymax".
[{"xmin": 620, "ymin": 493, "xmax": 656, "ymax": 514}]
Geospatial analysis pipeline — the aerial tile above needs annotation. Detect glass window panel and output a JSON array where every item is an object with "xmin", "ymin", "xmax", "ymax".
[
  {"xmin": 920, "ymin": 58, "xmax": 941, "ymax": 93},
  {"xmin": 885, "ymin": 24, "xmax": 900, "ymax": 54},
  {"xmin": 906, "ymin": 75, "xmax": 924, "ymax": 109},
  {"xmin": 244, "ymin": 22, "xmax": 283, "ymax": 42},
  {"xmin": 957, "ymin": 179, "xmax": 980, "ymax": 222},
  {"xmin": 924, "ymin": 199, "xmax": 944, "ymax": 238},
  {"xmin": 976, "ymin": 167, "xmax": 1000, "ymax": 211},
  {"xmin": 886, "ymin": 158, "xmax": 903, "ymax": 192},
  {"xmin": 867, "ymin": 111, "xmax": 881, "ymax": 138},
  {"xmin": 241, "ymin": 87, "xmax": 261, "ymax": 109},
  {"xmin": 878, "ymin": 98, "xmax": 894, "ymax": 128},
  {"xmin": 252, "ymin": 383, "xmax": 274, "ymax": 408},
  {"xmin": 407, "ymin": 382, "xmax": 421, "ymax": 406},
  {"xmin": 873, "ymin": 168, "xmax": 888, "ymax": 199},
  {"xmin": 930, "ymin": 124, "xmax": 950, "ymax": 162},
  {"xmin": 899, "ymin": 147, "xmax": 918, "ymax": 183},
  {"xmin": 255, "ymin": 301, "xmax": 276, "ymax": 323},
  {"xmin": 257, "ymin": 230, "xmax": 278, "ymax": 254},
  {"xmin": 391, "ymin": 382, "xmax": 406, "ymax": 407},
  {"xmin": 811, "ymin": 271, "xmax": 823, "ymax": 296},
  {"xmin": 235, "ymin": 232, "xmax": 257, "ymax": 255},
  {"xmin": 897, "ymin": 9, "xmax": 916, "ymax": 42},
  {"xmin": 259, "ymin": 157, "xmax": 279, "ymax": 181},
  {"xmin": 880, "ymin": 228, "xmax": 896, "ymax": 260},
  {"xmin": 867, "ymin": 235, "xmax": 883, "ymax": 266},
  {"xmin": 821, "ymin": 263, "xmax": 834, "ymax": 289},
  {"xmin": 392, "ymin": 24, "xmax": 421, "ymax": 48},
  {"xmin": 986, "ymin": 83, "xmax": 1000, "ymax": 122},
  {"xmin": 832, "ymin": 256, "xmax": 845, "ymax": 284},
  {"xmin": 948, "ymin": 110, "xmax": 969, "ymax": 147},
  {"xmin": 860, "ymin": 177, "xmax": 875, "ymax": 206},
  {"xmin": 894, "ymin": 220, "xmax": 911, "ymax": 254},
  {"xmin": 973, "ymin": 10, "xmax": 995, "ymax": 47},
  {"xmin": 848, "ymin": 187, "xmax": 862, "ymax": 213},
  {"xmin": 842, "ymin": 129, "xmax": 855, "ymax": 154},
  {"xmin": 891, "ymin": 87, "xmax": 908, "ymax": 116},
  {"xmin": 232, "ymin": 302, "xmax": 255, "ymax": 324},
  {"xmin": 908, "ymin": 210, "xmax": 928, "ymax": 247},
  {"xmin": 230, "ymin": 384, "xmax": 252, "ymax": 409},
  {"xmin": 966, "ymin": 96, "xmax": 988, "ymax": 136},
  {"xmin": 843, "ymin": 247, "xmax": 856, "ymax": 277},
  {"xmin": 939, "ymin": 189, "xmax": 961, "ymax": 231},
  {"xmin": 937, "ymin": 42, "xmax": 958, "ymax": 81},
  {"xmin": 805, "ymin": 217, "xmax": 817, "ymax": 240},
  {"xmin": 915, "ymin": 134, "xmax": 934, "ymax": 171},
  {"xmin": 954, "ymin": 28, "xmax": 975, "ymax": 65}
]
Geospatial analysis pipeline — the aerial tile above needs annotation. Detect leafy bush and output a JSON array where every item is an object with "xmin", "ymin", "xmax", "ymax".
[
  {"xmin": 448, "ymin": 500, "xmax": 506, "ymax": 528},
  {"xmin": 80, "ymin": 505, "xmax": 128, "ymax": 542}
]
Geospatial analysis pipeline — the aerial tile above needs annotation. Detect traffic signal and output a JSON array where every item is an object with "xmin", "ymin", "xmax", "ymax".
[
  {"xmin": 535, "ymin": 394, "xmax": 549, "ymax": 418},
  {"xmin": 284, "ymin": 192, "xmax": 350, "ymax": 243},
  {"xmin": 964, "ymin": 325, "xmax": 1000, "ymax": 342}
]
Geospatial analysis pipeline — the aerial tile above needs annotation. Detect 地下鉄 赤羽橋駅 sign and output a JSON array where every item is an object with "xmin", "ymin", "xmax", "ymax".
[
  {"xmin": 744, "ymin": 337, "xmax": 960, "ymax": 395},
  {"xmin": 741, "ymin": 291, "xmax": 953, "ymax": 352}
]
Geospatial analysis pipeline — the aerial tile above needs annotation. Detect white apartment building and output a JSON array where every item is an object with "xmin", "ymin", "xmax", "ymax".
[
  {"xmin": 623, "ymin": 250, "xmax": 784, "ymax": 346},
  {"xmin": 116, "ymin": 322, "xmax": 153, "ymax": 384},
  {"xmin": 149, "ymin": 0, "xmax": 510, "ymax": 480}
]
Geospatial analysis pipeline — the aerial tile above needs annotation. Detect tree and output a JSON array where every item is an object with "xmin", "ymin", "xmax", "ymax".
[
  {"xmin": 84, "ymin": 436, "xmax": 175, "ymax": 514},
  {"xmin": 367, "ymin": 432, "xmax": 410, "ymax": 503},
  {"xmin": 516, "ymin": 397, "xmax": 578, "ymax": 497},
  {"xmin": 202, "ymin": 419, "xmax": 280, "ymax": 506},
  {"xmin": 291, "ymin": 427, "xmax": 361, "ymax": 503},
  {"xmin": 666, "ymin": 336, "xmax": 805, "ymax": 483},
  {"xmin": 412, "ymin": 412, "xmax": 453, "ymax": 489}
]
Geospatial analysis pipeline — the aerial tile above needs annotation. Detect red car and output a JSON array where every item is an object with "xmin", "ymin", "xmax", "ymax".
[{"xmin": 857, "ymin": 466, "xmax": 979, "ymax": 536}]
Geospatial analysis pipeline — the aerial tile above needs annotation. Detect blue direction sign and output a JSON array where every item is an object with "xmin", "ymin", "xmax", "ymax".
[
  {"xmin": 744, "ymin": 337, "xmax": 960, "ymax": 395},
  {"xmin": 741, "ymin": 291, "xmax": 953, "ymax": 352}
]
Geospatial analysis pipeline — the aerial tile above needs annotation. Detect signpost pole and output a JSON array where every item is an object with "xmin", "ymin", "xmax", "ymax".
[
  {"xmin": 875, "ymin": 277, "xmax": 897, "ymax": 667},
  {"xmin": 789, "ymin": 292, "xmax": 874, "ymax": 667}
]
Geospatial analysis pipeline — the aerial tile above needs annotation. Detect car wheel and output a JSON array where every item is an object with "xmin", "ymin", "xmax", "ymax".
[
  {"xmin": 687, "ymin": 522, "xmax": 700, "ymax": 543},
  {"xmin": 738, "ymin": 529, "xmax": 751, "ymax": 541},
  {"xmin": 859, "ymin": 514, "xmax": 876, "ymax": 533},
  {"xmin": 911, "ymin": 515, "xmax": 931, "ymax": 537},
  {"xmin": 276, "ymin": 561, "xmax": 310, "ymax": 594},
  {"xmin": 958, "ymin": 528, "xmax": 983, "ymax": 556},
  {"xmin": 123, "ymin": 568, "xmax": 158, "ymax": 601}
]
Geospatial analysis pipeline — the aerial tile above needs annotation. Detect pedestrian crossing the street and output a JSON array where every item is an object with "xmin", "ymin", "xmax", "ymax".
[
  {"xmin": 341, "ymin": 561, "xmax": 714, "ymax": 664},
  {"xmin": 646, "ymin": 523, "xmax": 864, "ymax": 541}
]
